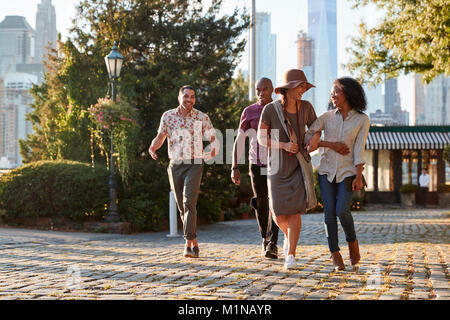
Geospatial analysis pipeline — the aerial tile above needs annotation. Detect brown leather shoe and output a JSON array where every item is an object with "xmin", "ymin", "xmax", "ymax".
[
  {"xmin": 331, "ymin": 251, "xmax": 346, "ymax": 271},
  {"xmin": 192, "ymin": 246, "xmax": 200, "ymax": 258},
  {"xmin": 348, "ymin": 239, "xmax": 360, "ymax": 265}
]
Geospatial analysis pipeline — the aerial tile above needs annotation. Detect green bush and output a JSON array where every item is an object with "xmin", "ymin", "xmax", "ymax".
[
  {"xmin": 118, "ymin": 160, "xmax": 170, "ymax": 231},
  {"xmin": 120, "ymin": 195, "xmax": 164, "ymax": 232},
  {"xmin": 197, "ymin": 195, "xmax": 222, "ymax": 223},
  {"xmin": 437, "ymin": 184, "xmax": 450, "ymax": 193},
  {"xmin": 444, "ymin": 145, "xmax": 450, "ymax": 165},
  {"xmin": 0, "ymin": 160, "xmax": 109, "ymax": 221},
  {"xmin": 399, "ymin": 183, "xmax": 419, "ymax": 193}
]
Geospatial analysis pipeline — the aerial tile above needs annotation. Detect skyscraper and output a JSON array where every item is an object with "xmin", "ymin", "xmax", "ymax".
[
  {"xmin": 0, "ymin": 72, "xmax": 37, "ymax": 168},
  {"xmin": 296, "ymin": 31, "xmax": 314, "ymax": 104},
  {"xmin": 0, "ymin": 16, "xmax": 35, "ymax": 74},
  {"xmin": 254, "ymin": 12, "xmax": 277, "ymax": 91},
  {"xmin": 0, "ymin": 15, "xmax": 42, "ymax": 168},
  {"xmin": 384, "ymin": 77, "xmax": 408, "ymax": 125},
  {"xmin": 384, "ymin": 78, "xmax": 401, "ymax": 115},
  {"xmin": 308, "ymin": 0, "xmax": 337, "ymax": 116},
  {"xmin": 412, "ymin": 73, "xmax": 425, "ymax": 125},
  {"xmin": 34, "ymin": 0, "xmax": 57, "ymax": 64},
  {"xmin": 423, "ymin": 74, "xmax": 450, "ymax": 125}
]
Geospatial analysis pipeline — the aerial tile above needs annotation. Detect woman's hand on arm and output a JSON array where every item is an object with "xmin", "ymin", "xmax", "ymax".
[
  {"xmin": 326, "ymin": 141, "xmax": 350, "ymax": 155},
  {"xmin": 306, "ymin": 132, "xmax": 321, "ymax": 153}
]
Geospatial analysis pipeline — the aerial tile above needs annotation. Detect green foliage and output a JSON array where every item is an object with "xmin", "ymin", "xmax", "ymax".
[
  {"xmin": 351, "ymin": 190, "xmax": 365, "ymax": 211},
  {"xmin": 0, "ymin": 161, "xmax": 109, "ymax": 221},
  {"xmin": 119, "ymin": 196, "xmax": 164, "ymax": 232},
  {"xmin": 310, "ymin": 170, "xmax": 324, "ymax": 213},
  {"xmin": 20, "ymin": 0, "xmax": 249, "ymax": 227},
  {"xmin": 117, "ymin": 160, "xmax": 170, "ymax": 231},
  {"xmin": 346, "ymin": 0, "xmax": 450, "ymax": 85},
  {"xmin": 200, "ymin": 69, "xmax": 253, "ymax": 215},
  {"xmin": 88, "ymin": 97, "xmax": 139, "ymax": 183},
  {"xmin": 20, "ymin": 51, "xmax": 96, "ymax": 163},
  {"xmin": 236, "ymin": 203, "xmax": 252, "ymax": 215},
  {"xmin": 197, "ymin": 195, "xmax": 222, "ymax": 223},
  {"xmin": 437, "ymin": 184, "xmax": 450, "ymax": 193},
  {"xmin": 444, "ymin": 145, "xmax": 450, "ymax": 165},
  {"xmin": 399, "ymin": 183, "xmax": 419, "ymax": 193}
]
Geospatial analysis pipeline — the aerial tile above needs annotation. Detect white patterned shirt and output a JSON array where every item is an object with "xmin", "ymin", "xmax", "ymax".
[{"xmin": 157, "ymin": 107, "xmax": 215, "ymax": 161}]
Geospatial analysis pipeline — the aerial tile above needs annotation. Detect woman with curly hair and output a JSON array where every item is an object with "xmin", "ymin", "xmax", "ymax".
[{"xmin": 305, "ymin": 77, "xmax": 370, "ymax": 271}]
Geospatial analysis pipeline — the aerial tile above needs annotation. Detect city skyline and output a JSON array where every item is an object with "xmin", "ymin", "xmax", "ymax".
[
  {"xmin": 0, "ymin": 0, "xmax": 445, "ymax": 122},
  {"xmin": 254, "ymin": 12, "xmax": 277, "ymax": 92}
]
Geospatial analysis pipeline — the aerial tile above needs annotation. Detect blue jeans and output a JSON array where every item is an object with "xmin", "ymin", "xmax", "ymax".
[{"xmin": 318, "ymin": 174, "xmax": 357, "ymax": 253}]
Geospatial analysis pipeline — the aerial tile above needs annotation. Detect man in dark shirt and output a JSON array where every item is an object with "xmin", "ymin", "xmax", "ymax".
[{"xmin": 231, "ymin": 78, "xmax": 279, "ymax": 259}]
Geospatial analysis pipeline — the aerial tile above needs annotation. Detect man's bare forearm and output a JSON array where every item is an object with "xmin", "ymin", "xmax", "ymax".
[
  {"xmin": 232, "ymin": 132, "xmax": 246, "ymax": 168},
  {"xmin": 150, "ymin": 134, "xmax": 165, "ymax": 150}
]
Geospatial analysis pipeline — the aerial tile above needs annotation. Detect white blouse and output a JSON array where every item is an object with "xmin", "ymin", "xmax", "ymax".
[{"xmin": 305, "ymin": 108, "xmax": 370, "ymax": 183}]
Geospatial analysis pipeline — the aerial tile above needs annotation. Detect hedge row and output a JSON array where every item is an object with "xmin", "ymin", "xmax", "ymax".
[{"xmin": 0, "ymin": 160, "xmax": 109, "ymax": 222}]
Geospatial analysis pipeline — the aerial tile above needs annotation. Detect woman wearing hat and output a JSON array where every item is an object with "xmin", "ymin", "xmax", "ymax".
[
  {"xmin": 305, "ymin": 77, "xmax": 370, "ymax": 271},
  {"xmin": 257, "ymin": 69, "xmax": 318, "ymax": 270}
]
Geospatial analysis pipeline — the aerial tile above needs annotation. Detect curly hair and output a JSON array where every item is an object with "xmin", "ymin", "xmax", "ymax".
[{"xmin": 329, "ymin": 77, "xmax": 367, "ymax": 113}]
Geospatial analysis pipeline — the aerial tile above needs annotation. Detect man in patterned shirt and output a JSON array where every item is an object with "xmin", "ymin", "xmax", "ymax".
[{"xmin": 149, "ymin": 85, "xmax": 218, "ymax": 258}]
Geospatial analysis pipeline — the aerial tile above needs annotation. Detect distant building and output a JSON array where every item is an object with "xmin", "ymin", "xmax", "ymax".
[
  {"xmin": 0, "ymin": 2, "xmax": 58, "ymax": 169},
  {"xmin": 363, "ymin": 83, "xmax": 383, "ymax": 115},
  {"xmin": 384, "ymin": 78, "xmax": 401, "ymax": 115},
  {"xmin": 383, "ymin": 77, "xmax": 408, "ymax": 125},
  {"xmin": 34, "ymin": 0, "xmax": 57, "ymax": 65},
  {"xmin": 370, "ymin": 109, "xmax": 399, "ymax": 126},
  {"xmin": 412, "ymin": 73, "xmax": 425, "ymax": 125},
  {"xmin": 0, "ymin": 16, "xmax": 35, "ymax": 75},
  {"xmin": 308, "ymin": 0, "xmax": 337, "ymax": 116},
  {"xmin": 254, "ymin": 12, "xmax": 277, "ymax": 94},
  {"xmin": 296, "ymin": 31, "xmax": 314, "ymax": 104},
  {"xmin": 0, "ymin": 72, "xmax": 37, "ymax": 168},
  {"xmin": 413, "ymin": 74, "xmax": 450, "ymax": 125}
]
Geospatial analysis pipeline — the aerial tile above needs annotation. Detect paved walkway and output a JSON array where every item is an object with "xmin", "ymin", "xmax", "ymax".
[{"xmin": 0, "ymin": 208, "xmax": 448, "ymax": 300}]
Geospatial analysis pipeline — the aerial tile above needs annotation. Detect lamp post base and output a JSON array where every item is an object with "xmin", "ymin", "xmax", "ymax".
[
  {"xmin": 105, "ymin": 213, "xmax": 120, "ymax": 223},
  {"xmin": 105, "ymin": 171, "xmax": 120, "ymax": 222}
]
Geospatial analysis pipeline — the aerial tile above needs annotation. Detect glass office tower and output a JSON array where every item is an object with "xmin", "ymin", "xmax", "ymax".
[{"xmin": 308, "ymin": 0, "xmax": 337, "ymax": 116}]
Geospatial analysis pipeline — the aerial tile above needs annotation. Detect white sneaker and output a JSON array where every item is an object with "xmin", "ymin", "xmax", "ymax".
[{"xmin": 284, "ymin": 254, "xmax": 296, "ymax": 270}]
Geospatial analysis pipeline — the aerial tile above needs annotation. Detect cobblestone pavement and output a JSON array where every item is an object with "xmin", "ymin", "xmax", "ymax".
[{"xmin": 0, "ymin": 208, "xmax": 448, "ymax": 300}]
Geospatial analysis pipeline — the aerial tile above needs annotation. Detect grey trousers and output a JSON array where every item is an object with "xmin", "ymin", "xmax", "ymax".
[{"xmin": 167, "ymin": 161, "xmax": 204, "ymax": 240}]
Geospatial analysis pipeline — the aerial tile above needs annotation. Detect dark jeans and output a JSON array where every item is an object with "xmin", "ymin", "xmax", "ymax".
[
  {"xmin": 249, "ymin": 164, "xmax": 279, "ymax": 246},
  {"xmin": 318, "ymin": 174, "xmax": 357, "ymax": 253}
]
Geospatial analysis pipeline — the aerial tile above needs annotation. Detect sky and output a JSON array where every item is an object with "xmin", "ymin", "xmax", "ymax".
[{"xmin": 0, "ymin": 0, "xmax": 413, "ymax": 116}]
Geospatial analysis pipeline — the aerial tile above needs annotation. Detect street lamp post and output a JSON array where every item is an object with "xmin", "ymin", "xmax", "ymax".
[{"xmin": 104, "ymin": 42, "xmax": 124, "ymax": 223}]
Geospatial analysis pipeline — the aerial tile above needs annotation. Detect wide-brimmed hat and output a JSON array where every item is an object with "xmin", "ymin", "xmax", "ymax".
[{"xmin": 274, "ymin": 69, "xmax": 315, "ymax": 94}]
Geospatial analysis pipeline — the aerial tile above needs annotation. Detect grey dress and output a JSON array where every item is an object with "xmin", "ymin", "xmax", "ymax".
[{"xmin": 260, "ymin": 100, "xmax": 317, "ymax": 215}]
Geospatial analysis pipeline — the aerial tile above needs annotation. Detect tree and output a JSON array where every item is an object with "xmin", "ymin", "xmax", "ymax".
[
  {"xmin": 21, "ymin": 0, "xmax": 250, "ymax": 225},
  {"xmin": 20, "ymin": 42, "xmax": 97, "ymax": 163},
  {"xmin": 345, "ymin": 0, "xmax": 450, "ymax": 85},
  {"xmin": 444, "ymin": 145, "xmax": 450, "ymax": 165},
  {"xmin": 22, "ymin": 0, "xmax": 248, "ymax": 163}
]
